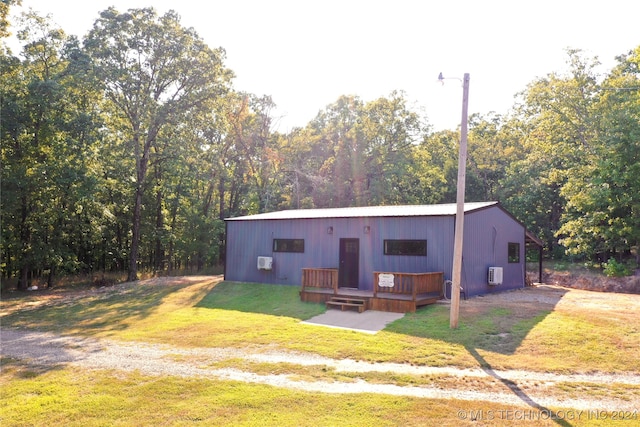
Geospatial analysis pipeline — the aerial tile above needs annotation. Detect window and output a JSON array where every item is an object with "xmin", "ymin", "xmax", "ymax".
[
  {"xmin": 273, "ymin": 238, "xmax": 304, "ymax": 253},
  {"xmin": 508, "ymin": 242, "xmax": 520, "ymax": 263},
  {"xmin": 384, "ymin": 239, "xmax": 427, "ymax": 256}
]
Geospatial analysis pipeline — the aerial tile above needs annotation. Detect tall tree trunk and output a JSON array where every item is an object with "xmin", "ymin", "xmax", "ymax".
[
  {"xmin": 17, "ymin": 195, "xmax": 31, "ymax": 290},
  {"xmin": 47, "ymin": 266, "xmax": 56, "ymax": 288},
  {"xmin": 167, "ymin": 181, "xmax": 182, "ymax": 273},
  {"xmin": 128, "ymin": 186, "xmax": 143, "ymax": 282},
  {"xmin": 128, "ymin": 130, "xmax": 152, "ymax": 282},
  {"xmin": 154, "ymin": 186, "xmax": 164, "ymax": 272},
  {"xmin": 217, "ymin": 176, "xmax": 226, "ymax": 265},
  {"xmin": 18, "ymin": 266, "xmax": 29, "ymax": 291}
]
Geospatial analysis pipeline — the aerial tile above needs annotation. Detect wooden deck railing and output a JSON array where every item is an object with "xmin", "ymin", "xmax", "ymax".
[
  {"xmin": 301, "ymin": 268, "xmax": 338, "ymax": 294},
  {"xmin": 373, "ymin": 271, "xmax": 444, "ymax": 300},
  {"xmin": 301, "ymin": 268, "xmax": 444, "ymax": 312}
]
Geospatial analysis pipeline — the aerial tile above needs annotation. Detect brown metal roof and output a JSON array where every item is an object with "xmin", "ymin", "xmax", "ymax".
[
  {"xmin": 525, "ymin": 230, "xmax": 544, "ymax": 247},
  {"xmin": 225, "ymin": 201, "xmax": 499, "ymax": 221}
]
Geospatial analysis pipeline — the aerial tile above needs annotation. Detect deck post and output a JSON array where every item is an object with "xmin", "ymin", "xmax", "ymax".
[{"xmin": 411, "ymin": 274, "xmax": 417, "ymax": 301}]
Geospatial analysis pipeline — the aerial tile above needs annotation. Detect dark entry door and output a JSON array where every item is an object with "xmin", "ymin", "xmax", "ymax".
[{"xmin": 339, "ymin": 238, "xmax": 359, "ymax": 288}]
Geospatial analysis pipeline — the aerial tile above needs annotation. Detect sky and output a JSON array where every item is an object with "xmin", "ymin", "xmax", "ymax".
[{"xmin": 7, "ymin": 0, "xmax": 640, "ymax": 132}]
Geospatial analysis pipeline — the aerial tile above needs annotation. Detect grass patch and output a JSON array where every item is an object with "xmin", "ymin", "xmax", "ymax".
[
  {"xmin": 208, "ymin": 359, "xmax": 353, "ymax": 383},
  {"xmin": 510, "ymin": 311, "xmax": 640, "ymax": 372},
  {"xmin": 1, "ymin": 359, "xmax": 590, "ymax": 427},
  {"xmin": 0, "ymin": 279, "xmax": 210, "ymax": 336},
  {"xmin": 196, "ymin": 281, "xmax": 326, "ymax": 320},
  {"xmin": 2, "ymin": 278, "xmax": 640, "ymax": 374},
  {"xmin": 385, "ymin": 304, "xmax": 546, "ymax": 358},
  {"xmin": 555, "ymin": 381, "xmax": 640, "ymax": 402},
  {"xmin": 3, "ymin": 278, "xmax": 640, "ymax": 425}
]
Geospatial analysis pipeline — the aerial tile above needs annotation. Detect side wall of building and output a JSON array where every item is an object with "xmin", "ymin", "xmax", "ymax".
[{"xmin": 462, "ymin": 207, "xmax": 526, "ymax": 297}]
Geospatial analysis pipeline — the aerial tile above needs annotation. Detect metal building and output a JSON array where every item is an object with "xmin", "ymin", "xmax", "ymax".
[{"xmin": 224, "ymin": 201, "xmax": 542, "ymax": 299}]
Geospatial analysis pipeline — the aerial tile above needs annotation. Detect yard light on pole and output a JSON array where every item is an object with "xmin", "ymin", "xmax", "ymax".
[{"xmin": 439, "ymin": 72, "xmax": 470, "ymax": 329}]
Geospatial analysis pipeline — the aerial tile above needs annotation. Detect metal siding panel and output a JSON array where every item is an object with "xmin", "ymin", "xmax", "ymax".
[
  {"xmin": 227, "ymin": 211, "xmax": 466, "ymax": 292},
  {"xmin": 462, "ymin": 207, "xmax": 525, "ymax": 297},
  {"xmin": 226, "ymin": 208, "xmax": 527, "ymax": 298},
  {"xmin": 373, "ymin": 216, "xmax": 454, "ymax": 285},
  {"xmin": 270, "ymin": 218, "xmax": 341, "ymax": 286},
  {"xmin": 225, "ymin": 221, "xmax": 249, "ymax": 282},
  {"xmin": 428, "ymin": 216, "xmax": 455, "ymax": 280}
]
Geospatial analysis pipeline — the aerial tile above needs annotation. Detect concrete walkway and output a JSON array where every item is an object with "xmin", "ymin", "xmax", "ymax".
[{"xmin": 301, "ymin": 309, "xmax": 405, "ymax": 334}]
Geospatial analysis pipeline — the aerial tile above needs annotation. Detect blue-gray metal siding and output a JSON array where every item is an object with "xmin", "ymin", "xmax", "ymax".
[
  {"xmin": 224, "ymin": 205, "xmax": 526, "ymax": 296},
  {"xmin": 462, "ymin": 207, "xmax": 525, "ymax": 296},
  {"xmin": 225, "ymin": 215, "xmax": 455, "ymax": 288}
]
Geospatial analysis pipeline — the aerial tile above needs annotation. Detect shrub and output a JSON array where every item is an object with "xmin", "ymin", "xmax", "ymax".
[{"xmin": 602, "ymin": 258, "xmax": 631, "ymax": 277}]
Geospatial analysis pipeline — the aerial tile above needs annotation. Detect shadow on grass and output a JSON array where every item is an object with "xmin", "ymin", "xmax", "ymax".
[
  {"xmin": 195, "ymin": 281, "xmax": 326, "ymax": 320},
  {"xmin": 0, "ymin": 279, "xmax": 206, "ymax": 336},
  {"xmin": 385, "ymin": 286, "xmax": 570, "ymax": 356},
  {"xmin": 199, "ymin": 282, "xmax": 580, "ymax": 426},
  {"xmin": 0, "ymin": 332, "xmax": 103, "ymax": 379},
  {"xmin": 1, "ymin": 355, "xmax": 68, "ymax": 379},
  {"xmin": 1, "ymin": 277, "xmax": 221, "ymax": 378},
  {"xmin": 196, "ymin": 283, "xmax": 571, "ymax": 357},
  {"xmin": 467, "ymin": 347, "xmax": 573, "ymax": 427},
  {"xmin": 386, "ymin": 286, "xmax": 574, "ymax": 426}
]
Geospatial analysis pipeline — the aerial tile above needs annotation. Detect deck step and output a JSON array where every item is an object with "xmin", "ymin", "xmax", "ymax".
[{"xmin": 326, "ymin": 297, "xmax": 367, "ymax": 313}]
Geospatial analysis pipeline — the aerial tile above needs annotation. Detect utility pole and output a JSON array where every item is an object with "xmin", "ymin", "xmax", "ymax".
[{"xmin": 450, "ymin": 73, "xmax": 470, "ymax": 329}]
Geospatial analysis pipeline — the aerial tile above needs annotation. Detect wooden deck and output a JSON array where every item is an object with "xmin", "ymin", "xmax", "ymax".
[{"xmin": 300, "ymin": 268, "xmax": 444, "ymax": 313}]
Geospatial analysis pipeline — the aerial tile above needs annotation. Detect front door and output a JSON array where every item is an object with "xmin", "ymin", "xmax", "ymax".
[{"xmin": 339, "ymin": 238, "xmax": 359, "ymax": 288}]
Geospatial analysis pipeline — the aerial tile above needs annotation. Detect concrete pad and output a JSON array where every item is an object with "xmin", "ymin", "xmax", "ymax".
[{"xmin": 301, "ymin": 309, "xmax": 405, "ymax": 334}]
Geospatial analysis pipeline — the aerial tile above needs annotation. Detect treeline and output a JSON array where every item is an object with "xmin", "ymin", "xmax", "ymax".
[{"xmin": 1, "ymin": 6, "xmax": 639, "ymax": 288}]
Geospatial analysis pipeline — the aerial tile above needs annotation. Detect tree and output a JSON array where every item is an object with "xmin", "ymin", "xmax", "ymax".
[
  {"xmin": 309, "ymin": 95, "xmax": 365, "ymax": 207},
  {"xmin": 0, "ymin": 0, "xmax": 21, "ymax": 40},
  {"xmin": 297, "ymin": 92, "xmax": 426, "ymax": 208},
  {"xmin": 1, "ymin": 11, "xmax": 104, "ymax": 287},
  {"xmin": 410, "ymin": 129, "xmax": 460, "ymax": 204},
  {"xmin": 84, "ymin": 7, "xmax": 232, "ymax": 281},
  {"xmin": 464, "ymin": 113, "xmax": 520, "ymax": 202},
  {"xmin": 278, "ymin": 127, "xmax": 324, "ymax": 209},
  {"xmin": 506, "ymin": 49, "xmax": 601, "ymax": 257},
  {"xmin": 358, "ymin": 91, "xmax": 423, "ymax": 205},
  {"xmin": 167, "ymin": 92, "xmax": 234, "ymax": 271},
  {"xmin": 227, "ymin": 93, "xmax": 283, "ymax": 213},
  {"xmin": 557, "ymin": 46, "xmax": 640, "ymax": 263}
]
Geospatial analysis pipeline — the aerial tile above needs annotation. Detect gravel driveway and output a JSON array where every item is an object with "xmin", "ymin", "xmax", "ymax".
[{"xmin": 3, "ymin": 328, "xmax": 639, "ymax": 412}]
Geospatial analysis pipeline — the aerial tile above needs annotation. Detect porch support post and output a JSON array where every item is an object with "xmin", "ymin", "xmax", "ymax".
[{"xmin": 539, "ymin": 246, "xmax": 543, "ymax": 283}]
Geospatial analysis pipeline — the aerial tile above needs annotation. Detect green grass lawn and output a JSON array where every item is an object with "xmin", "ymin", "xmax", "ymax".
[
  {"xmin": 2, "ymin": 357, "xmax": 581, "ymax": 427},
  {"xmin": 3, "ymin": 278, "xmax": 638, "ymax": 373},
  {"xmin": 2, "ymin": 277, "xmax": 639, "ymax": 426}
]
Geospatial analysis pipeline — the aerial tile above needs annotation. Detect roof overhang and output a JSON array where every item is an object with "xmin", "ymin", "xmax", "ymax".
[{"xmin": 525, "ymin": 230, "xmax": 544, "ymax": 247}]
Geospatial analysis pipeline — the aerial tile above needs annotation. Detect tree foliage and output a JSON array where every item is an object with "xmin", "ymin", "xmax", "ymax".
[
  {"xmin": 556, "ymin": 47, "xmax": 640, "ymax": 263},
  {"xmin": 1, "ymin": 12, "xmax": 105, "ymax": 288},
  {"xmin": 2, "ymin": 7, "xmax": 639, "ymax": 287},
  {"xmin": 84, "ymin": 7, "xmax": 233, "ymax": 280},
  {"xmin": 0, "ymin": 0, "xmax": 21, "ymax": 40}
]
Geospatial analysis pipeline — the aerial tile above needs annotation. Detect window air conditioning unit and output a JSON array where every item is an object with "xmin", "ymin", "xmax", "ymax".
[
  {"xmin": 257, "ymin": 256, "xmax": 273, "ymax": 270},
  {"xmin": 488, "ymin": 267, "xmax": 503, "ymax": 285}
]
